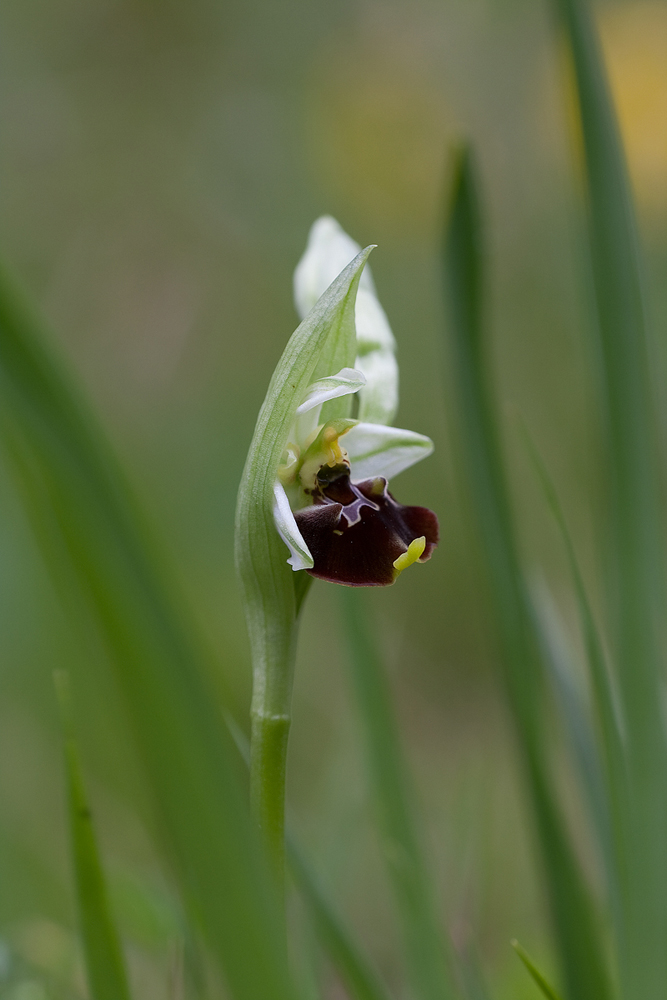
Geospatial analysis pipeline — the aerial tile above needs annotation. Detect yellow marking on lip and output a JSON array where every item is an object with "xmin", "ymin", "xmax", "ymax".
[{"xmin": 392, "ymin": 536, "xmax": 426, "ymax": 577}]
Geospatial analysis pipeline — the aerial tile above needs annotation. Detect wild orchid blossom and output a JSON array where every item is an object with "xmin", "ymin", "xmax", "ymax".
[
  {"xmin": 235, "ymin": 225, "xmax": 437, "ymax": 880},
  {"xmin": 272, "ymin": 365, "xmax": 438, "ymax": 585},
  {"xmin": 275, "ymin": 216, "xmax": 438, "ymax": 586}
]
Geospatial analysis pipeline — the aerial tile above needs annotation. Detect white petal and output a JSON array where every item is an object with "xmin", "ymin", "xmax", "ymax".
[
  {"xmin": 272, "ymin": 481, "xmax": 313, "ymax": 571},
  {"xmin": 294, "ymin": 217, "xmax": 374, "ymax": 318},
  {"xmin": 345, "ymin": 422, "xmax": 434, "ymax": 481},
  {"xmin": 293, "ymin": 367, "xmax": 365, "ymax": 445},
  {"xmin": 356, "ymin": 350, "xmax": 399, "ymax": 426},
  {"xmin": 296, "ymin": 367, "xmax": 366, "ymax": 415}
]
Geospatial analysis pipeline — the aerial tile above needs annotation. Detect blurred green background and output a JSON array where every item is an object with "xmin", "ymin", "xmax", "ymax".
[{"xmin": 1, "ymin": 0, "xmax": 666, "ymax": 996}]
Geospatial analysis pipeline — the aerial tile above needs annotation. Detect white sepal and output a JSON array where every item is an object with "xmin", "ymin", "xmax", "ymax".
[
  {"xmin": 294, "ymin": 217, "xmax": 374, "ymax": 318},
  {"xmin": 293, "ymin": 217, "xmax": 398, "ymax": 428},
  {"xmin": 355, "ymin": 351, "xmax": 399, "ymax": 426},
  {"xmin": 354, "ymin": 289, "xmax": 395, "ymax": 353},
  {"xmin": 345, "ymin": 422, "xmax": 434, "ymax": 482},
  {"xmin": 272, "ymin": 481, "xmax": 314, "ymax": 571}
]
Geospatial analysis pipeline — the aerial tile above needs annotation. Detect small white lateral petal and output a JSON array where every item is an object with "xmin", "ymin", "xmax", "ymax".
[
  {"xmin": 296, "ymin": 367, "xmax": 366, "ymax": 415},
  {"xmin": 294, "ymin": 217, "xmax": 374, "ymax": 318},
  {"xmin": 272, "ymin": 481, "xmax": 314, "ymax": 571},
  {"xmin": 345, "ymin": 422, "xmax": 434, "ymax": 482},
  {"xmin": 356, "ymin": 350, "xmax": 399, "ymax": 426}
]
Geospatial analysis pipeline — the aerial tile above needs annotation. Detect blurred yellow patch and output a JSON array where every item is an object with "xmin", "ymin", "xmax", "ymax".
[
  {"xmin": 13, "ymin": 919, "xmax": 77, "ymax": 978},
  {"xmin": 600, "ymin": 1, "xmax": 667, "ymax": 215},
  {"xmin": 305, "ymin": 25, "xmax": 454, "ymax": 237}
]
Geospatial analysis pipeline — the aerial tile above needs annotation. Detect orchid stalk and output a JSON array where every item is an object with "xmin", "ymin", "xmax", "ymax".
[{"xmin": 235, "ymin": 218, "xmax": 438, "ymax": 885}]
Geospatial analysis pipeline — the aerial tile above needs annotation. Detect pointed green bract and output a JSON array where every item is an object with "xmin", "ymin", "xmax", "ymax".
[{"xmin": 55, "ymin": 671, "xmax": 132, "ymax": 1000}]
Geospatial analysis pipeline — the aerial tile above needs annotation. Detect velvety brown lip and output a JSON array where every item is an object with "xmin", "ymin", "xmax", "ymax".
[{"xmin": 294, "ymin": 470, "xmax": 439, "ymax": 587}]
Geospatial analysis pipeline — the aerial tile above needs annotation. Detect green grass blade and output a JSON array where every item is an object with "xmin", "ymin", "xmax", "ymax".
[
  {"xmin": 0, "ymin": 269, "xmax": 296, "ymax": 1000},
  {"xmin": 529, "ymin": 584, "xmax": 616, "ymax": 895},
  {"xmin": 54, "ymin": 671, "xmax": 132, "ymax": 1000},
  {"xmin": 520, "ymin": 428, "xmax": 625, "ymax": 796},
  {"xmin": 441, "ymin": 146, "xmax": 611, "ymax": 1000},
  {"xmin": 228, "ymin": 702, "xmax": 395, "ymax": 1000},
  {"xmin": 550, "ymin": 0, "xmax": 667, "ymax": 991},
  {"xmin": 340, "ymin": 587, "xmax": 454, "ymax": 1000},
  {"xmin": 286, "ymin": 836, "xmax": 394, "ymax": 1000},
  {"xmin": 521, "ymin": 428, "xmax": 625, "ymax": 925},
  {"xmin": 511, "ymin": 940, "xmax": 564, "ymax": 1000}
]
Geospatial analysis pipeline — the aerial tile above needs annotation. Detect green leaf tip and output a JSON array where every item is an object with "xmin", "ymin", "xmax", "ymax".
[
  {"xmin": 54, "ymin": 671, "xmax": 133, "ymax": 1000},
  {"xmin": 511, "ymin": 941, "xmax": 563, "ymax": 1000}
]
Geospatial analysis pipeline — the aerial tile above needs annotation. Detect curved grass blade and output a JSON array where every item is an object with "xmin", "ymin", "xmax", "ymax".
[
  {"xmin": 550, "ymin": 0, "xmax": 667, "ymax": 991},
  {"xmin": 286, "ymin": 837, "xmax": 394, "ymax": 1000},
  {"xmin": 519, "ymin": 427, "xmax": 625, "ymax": 795},
  {"xmin": 227, "ymin": 709, "xmax": 394, "ymax": 1000},
  {"xmin": 511, "ymin": 941, "xmax": 563, "ymax": 1000},
  {"xmin": 441, "ymin": 146, "xmax": 611, "ymax": 1000},
  {"xmin": 340, "ymin": 587, "xmax": 454, "ymax": 1000},
  {"xmin": 54, "ymin": 671, "xmax": 132, "ymax": 1000},
  {"xmin": 0, "ymin": 269, "xmax": 296, "ymax": 1000},
  {"xmin": 529, "ymin": 583, "xmax": 615, "ymax": 900},
  {"xmin": 520, "ymin": 426, "xmax": 625, "ymax": 927}
]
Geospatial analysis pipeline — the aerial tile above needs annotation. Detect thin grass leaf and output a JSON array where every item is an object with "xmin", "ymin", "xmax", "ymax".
[
  {"xmin": 519, "ymin": 426, "xmax": 625, "ymax": 799},
  {"xmin": 441, "ymin": 146, "xmax": 611, "ymax": 1000},
  {"xmin": 340, "ymin": 587, "xmax": 454, "ymax": 1000},
  {"xmin": 227, "ymin": 706, "xmax": 393, "ymax": 1000},
  {"xmin": 511, "ymin": 940, "xmax": 564, "ymax": 1000},
  {"xmin": 521, "ymin": 427, "xmax": 625, "ymax": 925},
  {"xmin": 551, "ymin": 0, "xmax": 667, "ymax": 991},
  {"xmin": 54, "ymin": 671, "xmax": 132, "ymax": 1000},
  {"xmin": 529, "ymin": 582, "xmax": 615, "ymax": 895},
  {"xmin": 0, "ymin": 269, "xmax": 296, "ymax": 1000},
  {"xmin": 286, "ymin": 837, "xmax": 394, "ymax": 1000}
]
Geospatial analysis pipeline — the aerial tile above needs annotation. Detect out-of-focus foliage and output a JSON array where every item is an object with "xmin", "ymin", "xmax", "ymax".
[{"xmin": 1, "ymin": 0, "xmax": 666, "ymax": 997}]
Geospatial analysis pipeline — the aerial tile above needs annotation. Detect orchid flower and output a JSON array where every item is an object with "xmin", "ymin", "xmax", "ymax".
[
  {"xmin": 235, "ymin": 226, "xmax": 437, "ymax": 879},
  {"xmin": 273, "ymin": 215, "xmax": 438, "ymax": 587}
]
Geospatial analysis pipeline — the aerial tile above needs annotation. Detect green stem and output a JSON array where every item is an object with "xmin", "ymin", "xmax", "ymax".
[
  {"xmin": 250, "ymin": 710, "xmax": 291, "ymax": 882},
  {"xmin": 246, "ymin": 554, "xmax": 307, "ymax": 888}
]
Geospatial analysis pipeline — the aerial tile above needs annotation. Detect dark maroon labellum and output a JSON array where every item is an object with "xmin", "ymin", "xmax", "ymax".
[{"xmin": 293, "ymin": 468, "xmax": 439, "ymax": 587}]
